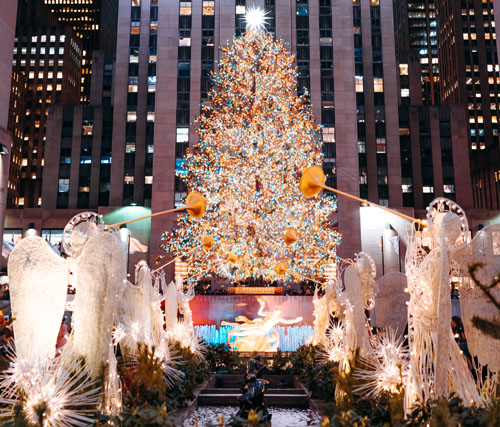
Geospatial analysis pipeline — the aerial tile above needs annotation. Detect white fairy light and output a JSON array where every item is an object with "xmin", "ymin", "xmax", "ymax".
[
  {"xmin": 0, "ymin": 352, "xmax": 101, "ymax": 426},
  {"xmin": 244, "ymin": 6, "xmax": 269, "ymax": 31}
]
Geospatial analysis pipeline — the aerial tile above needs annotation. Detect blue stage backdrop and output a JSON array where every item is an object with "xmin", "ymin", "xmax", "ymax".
[{"xmin": 190, "ymin": 295, "xmax": 315, "ymax": 351}]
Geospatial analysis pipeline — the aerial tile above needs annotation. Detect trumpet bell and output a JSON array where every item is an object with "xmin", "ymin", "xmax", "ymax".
[
  {"xmin": 284, "ymin": 228, "xmax": 299, "ymax": 245},
  {"xmin": 201, "ymin": 235, "xmax": 214, "ymax": 250},
  {"xmin": 300, "ymin": 166, "xmax": 326, "ymax": 198},
  {"xmin": 275, "ymin": 261, "xmax": 287, "ymax": 275},
  {"xmin": 185, "ymin": 192, "xmax": 206, "ymax": 218}
]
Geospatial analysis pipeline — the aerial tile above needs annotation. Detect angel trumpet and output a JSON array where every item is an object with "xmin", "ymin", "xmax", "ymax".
[
  {"xmin": 300, "ymin": 166, "xmax": 426, "ymax": 227},
  {"xmin": 107, "ymin": 191, "xmax": 206, "ymax": 228}
]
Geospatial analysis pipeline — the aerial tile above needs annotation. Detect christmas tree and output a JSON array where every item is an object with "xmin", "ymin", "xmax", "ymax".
[{"xmin": 162, "ymin": 15, "xmax": 341, "ymax": 283}]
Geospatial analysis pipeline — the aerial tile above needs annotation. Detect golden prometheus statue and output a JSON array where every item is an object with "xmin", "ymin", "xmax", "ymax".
[{"xmin": 222, "ymin": 297, "xmax": 302, "ymax": 352}]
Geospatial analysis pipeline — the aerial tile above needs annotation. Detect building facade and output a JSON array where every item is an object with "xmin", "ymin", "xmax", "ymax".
[
  {"xmin": 0, "ymin": 0, "xmax": 18, "ymax": 269},
  {"xmin": 6, "ymin": 0, "xmax": 493, "ymax": 278},
  {"xmin": 44, "ymin": 0, "xmax": 118, "ymax": 103},
  {"xmin": 9, "ymin": 0, "xmax": 83, "ymax": 208}
]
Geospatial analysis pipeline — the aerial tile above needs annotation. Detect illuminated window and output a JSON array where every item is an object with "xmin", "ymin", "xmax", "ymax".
[
  {"xmin": 124, "ymin": 176, "xmax": 135, "ymax": 184},
  {"xmin": 374, "ymin": 78, "xmax": 384, "ymax": 92},
  {"xmin": 127, "ymin": 111, "xmax": 137, "ymax": 122},
  {"xmin": 236, "ymin": 5, "xmax": 245, "ymax": 14},
  {"xmin": 58, "ymin": 179, "xmax": 69, "ymax": 193},
  {"xmin": 444, "ymin": 185, "xmax": 455, "ymax": 193},
  {"xmin": 203, "ymin": 1, "xmax": 214, "ymax": 15},
  {"xmin": 323, "ymin": 127, "xmax": 335, "ymax": 143},
  {"xmin": 126, "ymin": 143, "xmax": 136, "ymax": 153},
  {"xmin": 401, "ymin": 88, "xmax": 409, "ymax": 97},
  {"xmin": 180, "ymin": 1, "xmax": 191, "ymax": 15},
  {"xmin": 176, "ymin": 127, "xmax": 189, "ymax": 143},
  {"xmin": 399, "ymin": 64, "xmax": 408, "ymax": 75},
  {"xmin": 128, "ymin": 84, "xmax": 138, "ymax": 92},
  {"xmin": 355, "ymin": 76, "xmax": 363, "ymax": 92},
  {"xmin": 145, "ymin": 176, "xmax": 153, "ymax": 184},
  {"xmin": 402, "ymin": 184, "xmax": 413, "ymax": 193},
  {"xmin": 423, "ymin": 186, "xmax": 434, "ymax": 193}
]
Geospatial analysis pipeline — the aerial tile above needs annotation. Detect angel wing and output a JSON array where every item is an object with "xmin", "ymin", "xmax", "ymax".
[
  {"xmin": 374, "ymin": 272, "xmax": 408, "ymax": 336},
  {"xmin": 451, "ymin": 223, "xmax": 500, "ymax": 373},
  {"xmin": 8, "ymin": 236, "xmax": 68, "ymax": 361},
  {"xmin": 72, "ymin": 232, "xmax": 126, "ymax": 378}
]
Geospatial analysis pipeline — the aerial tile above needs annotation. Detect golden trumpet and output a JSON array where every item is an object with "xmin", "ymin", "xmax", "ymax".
[
  {"xmin": 284, "ymin": 228, "xmax": 299, "ymax": 245},
  {"xmin": 107, "ymin": 191, "xmax": 206, "ymax": 228},
  {"xmin": 300, "ymin": 166, "xmax": 426, "ymax": 227}
]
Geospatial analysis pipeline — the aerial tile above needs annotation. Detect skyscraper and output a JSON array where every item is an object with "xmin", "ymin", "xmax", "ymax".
[
  {"xmin": 9, "ymin": 0, "xmax": 83, "ymax": 208},
  {"xmin": 434, "ymin": 0, "xmax": 500, "ymax": 210},
  {"xmin": 44, "ymin": 0, "xmax": 118, "ymax": 103}
]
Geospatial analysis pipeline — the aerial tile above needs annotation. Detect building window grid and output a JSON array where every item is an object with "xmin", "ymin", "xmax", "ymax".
[
  {"xmin": 296, "ymin": 0, "xmax": 310, "ymax": 95},
  {"xmin": 175, "ymin": 0, "xmax": 192, "ymax": 206},
  {"xmin": 124, "ymin": 2, "xmax": 141, "ymax": 203},
  {"xmin": 371, "ymin": 4, "xmax": 389, "ymax": 205}
]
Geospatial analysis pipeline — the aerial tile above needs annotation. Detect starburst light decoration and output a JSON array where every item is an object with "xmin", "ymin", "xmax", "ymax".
[
  {"xmin": 0, "ymin": 352, "xmax": 101, "ymax": 427},
  {"xmin": 244, "ymin": 6, "xmax": 269, "ymax": 31},
  {"xmin": 162, "ymin": 27, "xmax": 341, "ymax": 282},
  {"xmin": 353, "ymin": 330, "xmax": 409, "ymax": 397}
]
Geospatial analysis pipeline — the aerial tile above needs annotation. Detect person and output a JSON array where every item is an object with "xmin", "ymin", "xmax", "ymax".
[
  {"xmin": 234, "ymin": 356, "xmax": 271, "ymax": 425},
  {"xmin": 452, "ymin": 316, "xmax": 473, "ymax": 364}
]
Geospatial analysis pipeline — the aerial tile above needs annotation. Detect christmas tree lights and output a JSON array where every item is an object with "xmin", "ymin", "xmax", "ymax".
[{"xmin": 161, "ymin": 26, "xmax": 341, "ymax": 282}]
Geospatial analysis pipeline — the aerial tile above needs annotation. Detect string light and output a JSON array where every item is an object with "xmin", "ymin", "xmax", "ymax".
[{"xmin": 162, "ymin": 28, "xmax": 341, "ymax": 283}]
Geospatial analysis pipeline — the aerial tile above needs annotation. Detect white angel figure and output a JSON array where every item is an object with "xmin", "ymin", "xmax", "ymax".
[
  {"xmin": 164, "ymin": 275, "xmax": 179, "ymax": 331},
  {"xmin": 404, "ymin": 198, "xmax": 481, "ymax": 409},
  {"xmin": 8, "ymin": 236, "xmax": 69, "ymax": 361},
  {"xmin": 309, "ymin": 285, "xmax": 330, "ymax": 346}
]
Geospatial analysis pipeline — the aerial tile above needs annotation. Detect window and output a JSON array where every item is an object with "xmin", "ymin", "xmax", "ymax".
[
  {"xmin": 401, "ymin": 88, "xmax": 409, "ymax": 97},
  {"xmin": 203, "ymin": 0, "xmax": 214, "ymax": 15},
  {"xmin": 58, "ymin": 178, "xmax": 70, "ymax": 192},
  {"xmin": 322, "ymin": 127, "xmax": 335, "ymax": 143},
  {"xmin": 145, "ymin": 176, "xmax": 153, "ymax": 184},
  {"xmin": 176, "ymin": 127, "xmax": 189, "ymax": 143},
  {"xmin": 180, "ymin": 1, "xmax": 192, "ymax": 15},
  {"xmin": 399, "ymin": 64, "xmax": 408, "ymax": 75},
  {"xmin": 355, "ymin": 76, "xmax": 364, "ymax": 92},
  {"xmin": 127, "ymin": 111, "xmax": 137, "ymax": 122},
  {"xmin": 374, "ymin": 78, "xmax": 384, "ymax": 92},
  {"xmin": 124, "ymin": 176, "xmax": 135, "ymax": 184}
]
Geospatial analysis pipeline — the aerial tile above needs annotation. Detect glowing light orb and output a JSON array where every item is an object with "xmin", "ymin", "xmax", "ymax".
[{"xmin": 244, "ymin": 6, "xmax": 269, "ymax": 31}]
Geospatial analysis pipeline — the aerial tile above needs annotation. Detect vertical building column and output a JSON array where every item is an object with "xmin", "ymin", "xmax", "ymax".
[
  {"xmin": 217, "ymin": 0, "xmax": 235, "ymax": 48},
  {"xmin": 360, "ymin": 0, "xmax": 377, "ymax": 202},
  {"xmin": 42, "ymin": 107, "xmax": 63, "ymax": 209},
  {"xmin": 68, "ymin": 108, "xmax": 83, "ymax": 209},
  {"xmin": 110, "ymin": 0, "xmax": 132, "ymax": 205},
  {"xmin": 451, "ymin": 105, "xmax": 473, "ymax": 209},
  {"xmin": 150, "ymin": 0, "xmax": 180, "ymax": 267},
  {"xmin": 0, "ymin": 129, "xmax": 11, "ymax": 257},
  {"xmin": 380, "ymin": 0, "xmax": 402, "ymax": 207},
  {"xmin": 332, "ymin": 0, "xmax": 361, "ymax": 258},
  {"xmin": 430, "ymin": 107, "xmax": 444, "ymax": 198},
  {"xmin": 308, "ymin": 0, "xmax": 321, "ymax": 122},
  {"xmin": 275, "ymin": 0, "xmax": 294, "ymax": 48}
]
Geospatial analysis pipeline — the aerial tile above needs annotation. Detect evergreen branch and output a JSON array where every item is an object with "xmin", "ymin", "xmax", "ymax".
[
  {"xmin": 468, "ymin": 263, "xmax": 500, "ymax": 312},
  {"xmin": 471, "ymin": 316, "xmax": 500, "ymax": 340}
]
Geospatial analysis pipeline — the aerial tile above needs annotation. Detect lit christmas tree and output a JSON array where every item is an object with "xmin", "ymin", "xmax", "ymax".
[{"xmin": 162, "ymin": 12, "xmax": 341, "ymax": 283}]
